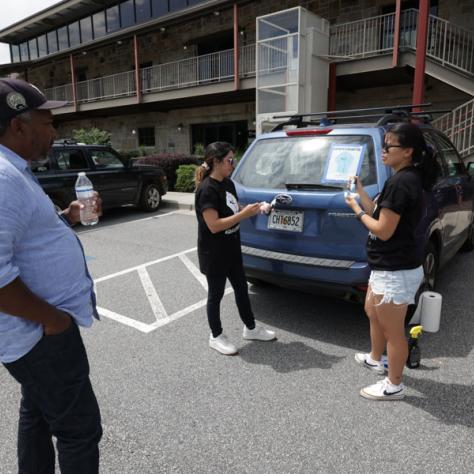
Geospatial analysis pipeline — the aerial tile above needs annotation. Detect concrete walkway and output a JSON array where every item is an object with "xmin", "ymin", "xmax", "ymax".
[{"xmin": 161, "ymin": 191, "xmax": 195, "ymax": 211}]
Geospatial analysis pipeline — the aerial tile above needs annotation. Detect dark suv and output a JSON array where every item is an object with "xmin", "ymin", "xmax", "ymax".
[{"xmin": 32, "ymin": 141, "xmax": 168, "ymax": 213}]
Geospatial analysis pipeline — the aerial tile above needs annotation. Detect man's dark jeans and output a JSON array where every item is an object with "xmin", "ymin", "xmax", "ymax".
[{"xmin": 3, "ymin": 322, "xmax": 102, "ymax": 474}]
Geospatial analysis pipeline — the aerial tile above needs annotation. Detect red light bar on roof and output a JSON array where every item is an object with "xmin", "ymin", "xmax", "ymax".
[{"xmin": 285, "ymin": 128, "xmax": 333, "ymax": 136}]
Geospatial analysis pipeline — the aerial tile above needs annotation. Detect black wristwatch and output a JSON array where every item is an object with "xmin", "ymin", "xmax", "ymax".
[{"xmin": 356, "ymin": 210, "xmax": 366, "ymax": 221}]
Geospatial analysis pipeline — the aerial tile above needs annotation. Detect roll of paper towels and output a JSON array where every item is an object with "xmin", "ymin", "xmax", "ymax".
[{"xmin": 409, "ymin": 291, "xmax": 442, "ymax": 333}]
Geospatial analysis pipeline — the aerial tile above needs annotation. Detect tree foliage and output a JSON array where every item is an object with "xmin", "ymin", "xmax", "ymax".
[{"xmin": 72, "ymin": 127, "xmax": 111, "ymax": 145}]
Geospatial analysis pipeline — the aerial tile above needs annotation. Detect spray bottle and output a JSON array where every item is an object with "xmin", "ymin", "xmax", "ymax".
[{"xmin": 406, "ymin": 325, "xmax": 423, "ymax": 369}]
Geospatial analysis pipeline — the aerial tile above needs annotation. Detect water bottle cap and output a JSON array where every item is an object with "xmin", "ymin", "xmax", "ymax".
[{"xmin": 78, "ymin": 171, "xmax": 86, "ymax": 176}]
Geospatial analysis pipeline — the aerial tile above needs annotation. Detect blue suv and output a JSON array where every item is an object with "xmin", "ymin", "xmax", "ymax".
[{"xmin": 233, "ymin": 107, "xmax": 474, "ymax": 302}]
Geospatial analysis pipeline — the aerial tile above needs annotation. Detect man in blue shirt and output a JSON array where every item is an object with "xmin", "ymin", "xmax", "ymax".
[{"xmin": 0, "ymin": 78, "xmax": 102, "ymax": 474}]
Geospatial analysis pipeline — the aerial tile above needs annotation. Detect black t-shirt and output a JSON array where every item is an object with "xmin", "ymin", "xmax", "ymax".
[
  {"xmin": 367, "ymin": 166, "xmax": 423, "ymax": 270},
  {"xmin": 195, "ymin": 176, "xmax": 242, "ymax": 275}
]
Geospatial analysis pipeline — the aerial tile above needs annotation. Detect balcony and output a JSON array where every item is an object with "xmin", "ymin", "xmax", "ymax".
[
  {"xmin": 45, "ymin": 44, "xmax": 256, "ymax": 105},
  {"xmin": 44, "ymin": 9, "xmax": 473, "ymax": 109}
]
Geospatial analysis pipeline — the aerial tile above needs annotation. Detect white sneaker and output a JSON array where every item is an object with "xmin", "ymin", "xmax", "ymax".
[
  {"xmin": 360, "ymin": 377, "xmax": 406, "ymax": 401},
  {"xmin": 242, "ymin": 325, "xmax": 276, "ymax": 341},
  {"xmin": 355, "ymin": 352, "xmax": 386, "ymax": 375},
  {"xmin": 209, "ymin": 334, "xmax": 238, "ymax": 355}
]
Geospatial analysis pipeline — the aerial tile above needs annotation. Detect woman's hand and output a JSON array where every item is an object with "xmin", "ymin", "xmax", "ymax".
[
  {"xmin": 240, "ymin": 203, "xmax": 261, "ymax": 218},
  {"xmin": 345, "ymin": 194, "xmax": 361, "ymax": 213}
]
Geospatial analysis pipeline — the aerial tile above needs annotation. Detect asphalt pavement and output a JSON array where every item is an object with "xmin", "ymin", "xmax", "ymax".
[{"xmin": 0, "ymin": 203, "xmax": 473, "ymax": 474}]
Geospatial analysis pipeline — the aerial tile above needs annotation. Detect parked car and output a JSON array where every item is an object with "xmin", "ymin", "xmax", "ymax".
[
  {"xmin": 232, "ymin": 107, "xmax": 474, "ymax": 303},
  {"xmin": 32, "ymin": 140, "xmax": 168, "ymax": 213}
]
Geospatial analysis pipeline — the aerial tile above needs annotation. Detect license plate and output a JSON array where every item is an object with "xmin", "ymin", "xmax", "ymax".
[{"xmin": 268, "ymin": 209, "xmax": 304, "ymax": 232}]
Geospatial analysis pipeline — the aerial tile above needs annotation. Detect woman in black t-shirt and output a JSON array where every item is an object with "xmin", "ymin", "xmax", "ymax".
[
  {"xmin": 195, "ymin": 142, "xmax": 276, "ymax": 355},
  {"xmin": 345, "ymin": 122, "xmax": 438, "ymax": 401}
]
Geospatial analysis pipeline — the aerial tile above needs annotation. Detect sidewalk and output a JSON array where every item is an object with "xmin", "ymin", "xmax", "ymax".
[{"xmin": 161, "ymin": 191, "xmax": 195, "ymax": 211}]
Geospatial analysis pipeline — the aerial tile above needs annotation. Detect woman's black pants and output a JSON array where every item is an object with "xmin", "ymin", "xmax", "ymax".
[{"xmin": 205, "ymin": 263, "xmax": 256, "ymax": 337}]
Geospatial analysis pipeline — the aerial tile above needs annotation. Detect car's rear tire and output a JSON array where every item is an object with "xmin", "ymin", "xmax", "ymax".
[
  {"xmin": 140, "ymin": 183, "xmax": 161, "ymax": 212},
  {"xmin": 460, "ymin": 217, "xmax": 474, "ymax": 252}
]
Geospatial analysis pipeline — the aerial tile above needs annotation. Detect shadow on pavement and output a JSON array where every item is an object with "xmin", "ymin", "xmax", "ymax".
[
  {"xmin": 238, "ymin": 340, "xmax": 345, "ymax": 373},
  {"xmin": 403, "ymin": 375, "xmax": 474, "ymax": 427}
]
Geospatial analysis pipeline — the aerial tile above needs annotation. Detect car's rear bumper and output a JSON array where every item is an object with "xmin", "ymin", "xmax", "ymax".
[{"xmin": 242, "ymin": 246, "xmax": 370, "ymax": 302}]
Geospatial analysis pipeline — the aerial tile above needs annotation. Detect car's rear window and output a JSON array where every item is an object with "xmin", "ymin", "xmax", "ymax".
[{"xmin": 234, "ymin": 135, "xmax": 377, "ymax": 190}]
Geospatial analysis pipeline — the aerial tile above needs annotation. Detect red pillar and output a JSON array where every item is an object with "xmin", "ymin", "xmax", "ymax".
[
  {"xmin": 327, "ymin": 63, "xmax": 337, "ymax": 112},
  {"xmin": 69, "ymin": 54, "xmax": 78, "ymax": 112},
  {"xmin": 233, "ymin": 4, "xmax": 239, "ymax": 90},
  {"xmin": 412, "ymin": 0, "xmax": 430, "ymax": 111},
  {"xmin": 392, "ymin": 0, "xmax": 402, "ymax": 67},
  {"xmin": 134, "ymin": 34, "xmax": 141, "ymax": 103}
]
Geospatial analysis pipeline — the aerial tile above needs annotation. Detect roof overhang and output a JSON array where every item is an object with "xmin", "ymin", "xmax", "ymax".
[{"xmin": 0, "ymin": 0, "xmax": 232, "ymax": 44}]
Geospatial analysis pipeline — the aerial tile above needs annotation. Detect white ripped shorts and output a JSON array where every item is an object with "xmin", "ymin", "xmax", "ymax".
[{"xmin": 368, "ymin": 266, "xmax": 424, "ymax": 305}]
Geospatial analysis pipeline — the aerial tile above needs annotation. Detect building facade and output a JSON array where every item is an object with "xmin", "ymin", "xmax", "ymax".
[{"xmin": 0, "ymin": 0, "xmax": 472, "ymax": 156}]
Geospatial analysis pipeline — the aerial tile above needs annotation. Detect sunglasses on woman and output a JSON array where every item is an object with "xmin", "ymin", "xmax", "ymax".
[
  {"xmin": 382, "ymin": 143, "xmax": 404, "ymax": 153},
  {"xmin": 225, "ymin": 157, "xmax": 235, "ymax": 165}
]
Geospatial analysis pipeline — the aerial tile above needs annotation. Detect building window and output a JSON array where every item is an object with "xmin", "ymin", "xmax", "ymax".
[
  {"xmin": 80, "ymin": 17, "xmax": 93, "ymax": 43},
  {"xmin": 120, "ymin": 0, "xmax": 135, "ymax": 28},
  {"xmin": 28, "ymin": 38, "xmax": 38, "ymax": 60},
  {"xmin": 93, "ymin": 11, "xmax": 106, "ymax": 39},
  {"xmin": 169, "ymin": 0, "xmax": 187, "ymax": 12},
  {"xmin": 37, "ymin": 35, "xmax": 48, "ymax": 57},
  {"xmin": 11, "ymin": 44, "xmax": 20, "ymax": 63},
  {"xmin": 136, "ymin": 0, "xmax": 152, "ymax": 23},
  {"xmin": 20, "ymin": 42, "xmax": 29, "ymax": 61},
  {"xmin": 69, "ymin": 21, "xmax": 81, "ymax": 46},
  {"xmin": 106, "ymin": 5, "xmax": 120, "ymax": 33},
  {"xmin": 58, "ymin": 26, "xmax": 69, "ymax": 50},
  {"xmin": 47, "ymin": 31, "xmax": 58, "ymax": 53},
  {"xmin": 151, "ymin": 0, "xmax": 167, "ymax": 17},
  {"xmin": 138, "ymin": 127, "xmax": 155, "ymax": 147}
]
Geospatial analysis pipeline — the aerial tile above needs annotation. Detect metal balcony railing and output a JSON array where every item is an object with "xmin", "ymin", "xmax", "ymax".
[
  {"xmin": 45, "ymin": 45, "xmax": 256, "ymax": 105},
  {"xmin": 433, "ymin": 98, "xmax": 474, "ymax": 158},
  {"xmin": 329, "ymin": 9, "xmax": 474, "ymax": 77}
]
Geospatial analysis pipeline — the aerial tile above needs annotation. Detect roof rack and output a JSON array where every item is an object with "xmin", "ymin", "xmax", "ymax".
[
  {"xmin": 270, "ymin": 104, "xmax": 450, "ymax": 132},
  {"xmin": 54, "ymin": 138, "xmax": 78, "ymax": 145}
]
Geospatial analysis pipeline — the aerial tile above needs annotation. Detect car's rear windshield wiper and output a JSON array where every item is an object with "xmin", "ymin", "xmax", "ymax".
[{"xmin": 285, "ymin": 183, "xmax": 344, "ymax": 191}]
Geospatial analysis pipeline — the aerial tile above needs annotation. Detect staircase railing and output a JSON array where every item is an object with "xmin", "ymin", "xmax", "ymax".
[
  {"xmin": 432, "ymin": 98, "xmax": 474, "ymax": 158},
  {"xmin": 329, "ymin": 9, "xmax": 474, "ymax": 77}
]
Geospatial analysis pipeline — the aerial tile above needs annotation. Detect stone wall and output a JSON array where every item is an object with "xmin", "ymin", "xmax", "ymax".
[{"xmin": 57, "ymin": 102, "xmax": 255, "ymax": 153}]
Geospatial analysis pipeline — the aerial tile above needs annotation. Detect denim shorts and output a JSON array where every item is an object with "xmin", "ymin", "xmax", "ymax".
[{"xmin": 368, "ymin": 266, "xmax": 424, "ymax": 305}]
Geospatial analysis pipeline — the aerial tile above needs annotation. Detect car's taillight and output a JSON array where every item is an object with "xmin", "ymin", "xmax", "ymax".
[{"xmin": 286, "ymin": 128, "xmax": 333, "ymax": 136}]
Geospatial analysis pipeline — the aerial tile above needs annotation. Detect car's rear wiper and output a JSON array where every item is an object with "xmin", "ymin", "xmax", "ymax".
[{"xmin": 285, "ymin": 182, "xmax": 344, "ymax": 191}]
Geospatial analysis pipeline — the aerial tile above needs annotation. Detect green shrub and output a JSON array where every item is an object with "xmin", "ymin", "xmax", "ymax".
[
  {"xmin": 175, "ymin": 164, "xmax": 198, "ymax": 192},
  {"xmin": 136, "ymin": 153, "xmax": 200, "ymax": 190},
  {"xmin": 73, "ymin": 127, "xmax": 111, "ymax": 145}
]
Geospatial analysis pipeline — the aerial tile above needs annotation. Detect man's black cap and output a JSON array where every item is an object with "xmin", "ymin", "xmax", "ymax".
[{"xmin": 0, "ymin": 78, "xmax": 67, "ymax": 121}]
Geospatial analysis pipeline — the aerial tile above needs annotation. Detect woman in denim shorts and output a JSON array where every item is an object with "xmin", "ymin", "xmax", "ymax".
[{"xmin": 345, "ymin": 122, "xmax": 438, "ymax": 400}]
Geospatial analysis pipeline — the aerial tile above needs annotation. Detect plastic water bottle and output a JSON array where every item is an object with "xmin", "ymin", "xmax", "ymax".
[
  {"xmin": 75, "ymin": 172, "xmax": 98, "ymax": 226},
  {"xmin": 344, "ymin": 177, "xmax": 359, "ymax": 199}
]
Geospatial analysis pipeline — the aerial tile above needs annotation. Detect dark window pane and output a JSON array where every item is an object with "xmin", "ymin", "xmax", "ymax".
[
  {"xmin": 138, "ymin": 127, "xmax": 155, "ymax": 147},
  {"xmin": 169, "ymin": 0, "xmax": 186, "ymax": 12},
  {"xmin": 58, "ymin": 26, "xmax": 69, "ymax": 50},
  {"xmin": 120, "ymin": 0, "xmax": 135, "ymax": 28},
  {"xmin": 187, "ymin": 0, "xmax": 205, "ymax": 5},
  {"xmin": 20, "ymin": 42, "xmax": 29, "ymax": 61},
  {"xmin": 47, "ymin": 31, "xmax": 58, "ymax": 53},
  {"xmin": 93, "ymin": 11, "xmax": 106, "ymax": 38},
  {"xmin": 136, "ymin": 0, "xmax": 151, "ymax": 23},
  {"xmin": 80, "ymin": 17, "xmax": 93, "ymax": 43},
  {"xmin": 69, "ymin": 21, "xmax": 81, "ymax": 46},
  {"xmin": 11, "ymin": 45, "xmax": 21, "ymax": 63},
  {"xmin": 28, "ymin": 39, "xmax": 38, "ymax": 60},
  {"xmin": 106, "ymin": 5, "xmax": 120, "ymax": 32},
  {"xmin": 37, "ymin": 35, "xmax": 48, "ymax": 57},
  {"xmin": 151, "ymin": 0, "xmax": 168, "ymax": 17}
]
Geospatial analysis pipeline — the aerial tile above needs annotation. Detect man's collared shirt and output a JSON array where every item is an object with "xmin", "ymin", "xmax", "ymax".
[{"xmin": 0, "ymin": 144, "xmax": 96, "ymax": 363}]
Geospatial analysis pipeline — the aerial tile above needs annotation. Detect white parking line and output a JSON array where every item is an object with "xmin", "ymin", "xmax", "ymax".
[
  {"xmin": 137, "ymin": 267, "xmax": 168, "ymax": 320},
  {"xmin": 94, "ymin": 247, "xmax": 234, "ymax": 333}
]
